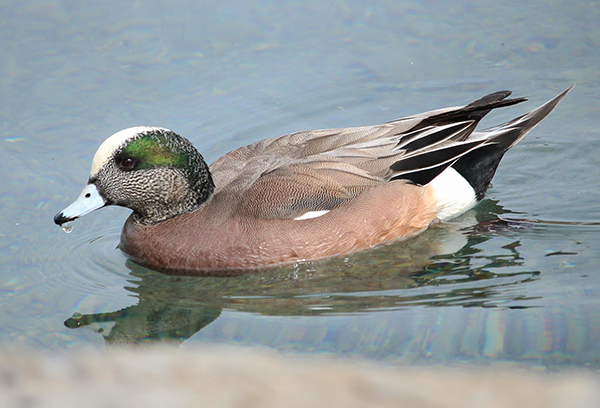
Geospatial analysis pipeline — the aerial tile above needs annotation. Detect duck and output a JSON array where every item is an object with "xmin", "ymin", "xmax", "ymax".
[{"xmin": 54, "ymin": 86, "xmax": 572, "ymax": 275}]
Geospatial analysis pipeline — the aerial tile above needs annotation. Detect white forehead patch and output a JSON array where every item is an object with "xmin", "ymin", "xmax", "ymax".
[{"xmin": 89, "ymin": 126, "xmax": 169, "ymax": 177}]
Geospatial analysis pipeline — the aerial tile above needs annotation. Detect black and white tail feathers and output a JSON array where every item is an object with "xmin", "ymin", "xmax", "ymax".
[
  {"xmin": 452, "ymin": 86, "xmax": 573, "ymax": 199},
  {"xmin": 391, "ymin": 86, "xmax": 573, "ymax": 199}
]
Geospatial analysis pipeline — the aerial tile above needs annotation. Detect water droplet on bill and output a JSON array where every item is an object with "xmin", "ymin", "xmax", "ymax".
[{"xmin": 61, "ymin": 224, "xmax": 74, "ymax": 234}]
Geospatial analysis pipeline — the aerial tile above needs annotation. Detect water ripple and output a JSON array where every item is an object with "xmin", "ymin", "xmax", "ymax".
[{"xmin": 57, "ymin": 224, "xmax": 130, "ymax": 292}]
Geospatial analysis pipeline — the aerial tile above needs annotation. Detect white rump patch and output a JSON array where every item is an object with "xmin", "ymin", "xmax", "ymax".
[
  {"xmin": 428, "ymin": 167, "xmax": 477, "ymax": 221},
  {"xmin": 90, "ymin": 126, "xmax": 169, "ymax": 177},
  {"xmin": 294, "ymin": 210, "xmax": 330, "ymax": 221}
]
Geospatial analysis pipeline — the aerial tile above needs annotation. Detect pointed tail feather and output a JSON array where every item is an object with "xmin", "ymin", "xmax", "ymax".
[{"xmin": 452, "ymin": 85, "xmax": 574, "ymax": 199}]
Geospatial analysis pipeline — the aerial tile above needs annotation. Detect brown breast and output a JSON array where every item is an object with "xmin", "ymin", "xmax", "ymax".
[{"xmin": 119, "ymin": 180, "xmax": 437, "ymax": 275}]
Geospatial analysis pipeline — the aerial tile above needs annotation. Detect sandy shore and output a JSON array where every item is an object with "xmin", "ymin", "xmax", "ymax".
[{"xmin": 1, "ymin": 346, "xmax": 598, "ymax": 408}]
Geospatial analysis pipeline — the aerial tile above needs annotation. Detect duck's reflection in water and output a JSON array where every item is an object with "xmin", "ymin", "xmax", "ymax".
[{"xmin": 65, "ymin": 201, "xmax": 540, "ymax": 347}]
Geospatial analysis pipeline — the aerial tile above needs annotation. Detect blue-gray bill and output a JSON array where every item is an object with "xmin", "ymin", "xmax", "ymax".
[{"xmin": 54, "ymin": 184, "xmax": 106, "ymax": 227}]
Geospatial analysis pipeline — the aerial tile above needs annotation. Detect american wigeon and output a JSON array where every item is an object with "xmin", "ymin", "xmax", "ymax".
[{"xmin": 55, "ymin": 87, "xmax": 571, "ymax": 275}]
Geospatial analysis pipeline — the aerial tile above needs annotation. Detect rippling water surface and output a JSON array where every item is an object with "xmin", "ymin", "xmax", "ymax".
[{"xmin": 1, "ymin": 0, "xmax": 599, "ymax": 368}]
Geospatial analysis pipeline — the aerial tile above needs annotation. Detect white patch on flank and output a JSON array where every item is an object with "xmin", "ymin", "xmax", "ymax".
[
  {"xmin": 294, "ymin": 210, "xmax": 330, "ymax": 221},
  {"xmin": 90, "ymin": 126, "xmax": 169, "ymax": 177},
  {"xmin": 428, "ymin": 167, "xmax": 477, "ymax": 222}
]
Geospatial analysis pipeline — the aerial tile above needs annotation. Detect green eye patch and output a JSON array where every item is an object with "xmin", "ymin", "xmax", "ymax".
[{"xmin": 121, "ymin": 134, "xmax": 188, "ymax": 170}]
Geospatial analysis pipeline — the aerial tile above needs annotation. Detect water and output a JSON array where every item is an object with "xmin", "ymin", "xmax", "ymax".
[{"xmin": 1, "ymin": 0, "xmax": 599, "ymax": 368}]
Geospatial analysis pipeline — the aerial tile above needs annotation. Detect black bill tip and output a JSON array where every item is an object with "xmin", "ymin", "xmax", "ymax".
[{"xmin": 54, "ymin": 212, "xmax": 75, "ymax": 226}]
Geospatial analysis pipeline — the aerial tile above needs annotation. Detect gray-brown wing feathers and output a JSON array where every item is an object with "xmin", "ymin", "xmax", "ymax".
[{"xmin": 210, "ymin": 87, "xmax": 571, "ymax": 219}]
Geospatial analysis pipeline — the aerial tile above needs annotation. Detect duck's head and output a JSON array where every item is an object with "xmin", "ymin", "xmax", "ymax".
[{"xmin": 54, "ymin": 126, "xmax": 214, "ymax": 227}]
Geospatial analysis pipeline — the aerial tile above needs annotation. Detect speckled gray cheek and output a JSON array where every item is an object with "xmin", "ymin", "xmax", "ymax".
[{"xmin": 93, "ymin": 163, "xmax": 199, "ymax": 224}]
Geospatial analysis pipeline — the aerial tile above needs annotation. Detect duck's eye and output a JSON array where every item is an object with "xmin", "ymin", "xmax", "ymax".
[{"xmin": 119, "ymin": 157, "xmax": 136, "ymax": 170}]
